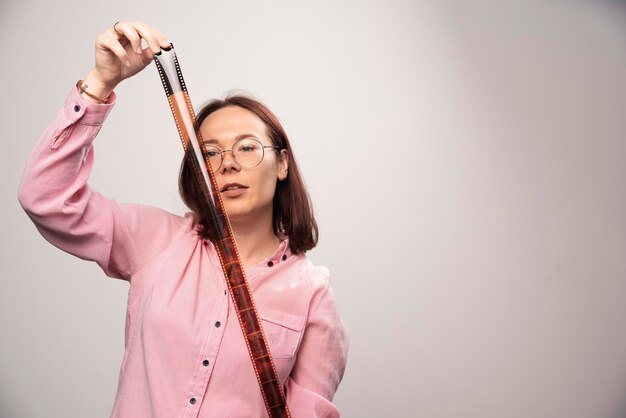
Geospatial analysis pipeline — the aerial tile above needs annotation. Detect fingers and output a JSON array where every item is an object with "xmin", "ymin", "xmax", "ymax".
[
  {"xmin": 110, "ymin": 20, "xmax": 170, "ymax": 55},
  {"xmin": 112, "ymin": 21, "xmax": 142, "ymax": 55},
  {"xmin": 133, "ymin": 21, "xmax": 168, "ymax": 54},
  {"xmin": 99, "ymin": 34, "xmax": 132, "ymax": 67}
]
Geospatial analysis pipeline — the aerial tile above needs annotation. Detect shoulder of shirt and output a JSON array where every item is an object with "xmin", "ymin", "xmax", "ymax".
[
  {"xmin": 161, "ymin": 209, "xmax": 197, "ymax": 237},
  {"xmin": 290, "ymin": 253, "xmax": 332, "ymax": 291}
]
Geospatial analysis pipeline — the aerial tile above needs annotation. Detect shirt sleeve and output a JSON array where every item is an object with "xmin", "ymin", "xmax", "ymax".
[
  {"xmin": 18, "ymin": 84, "xmax": 188, "ymax": 281},
  {"xmin": 285, "ymin": 281, "xmax": 350, "ymax": 417}
]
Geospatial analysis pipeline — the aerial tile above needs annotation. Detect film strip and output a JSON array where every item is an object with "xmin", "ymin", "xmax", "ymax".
[{"xmin": 153, "ymin": 44, "xmax": 291, "ymax": 418}]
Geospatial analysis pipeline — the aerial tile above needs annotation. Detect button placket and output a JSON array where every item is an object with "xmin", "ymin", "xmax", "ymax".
[{"xmin": 182, "ymin": 249, "xmax": 230, "ymax": 418}]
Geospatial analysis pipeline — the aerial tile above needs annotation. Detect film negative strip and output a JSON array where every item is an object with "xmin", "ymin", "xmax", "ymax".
[{"xmin": 154, "ymin": 44, "xmax": 291, "ymax": 418}]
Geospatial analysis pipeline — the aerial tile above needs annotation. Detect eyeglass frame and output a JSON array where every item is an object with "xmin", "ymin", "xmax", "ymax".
[{"xmin": 202, "ymin": 136, "xmax": 282, "ymax": 173}]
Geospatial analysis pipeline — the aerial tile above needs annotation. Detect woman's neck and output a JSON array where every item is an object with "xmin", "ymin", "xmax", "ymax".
[{"xmin": 229, "ymin": 216, "xmax": 280, "ymax": 270}]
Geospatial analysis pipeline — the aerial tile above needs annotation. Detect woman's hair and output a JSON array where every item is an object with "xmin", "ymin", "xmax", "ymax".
[{"xmin": 179, "ymin": 94, "xmax": 318, "ymax": 255}]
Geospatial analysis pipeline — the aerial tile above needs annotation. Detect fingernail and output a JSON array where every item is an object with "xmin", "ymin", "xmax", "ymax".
[
  {"xmin": 125, "ymin": 60, "xmax": 131, "ymax": 67},
  {"xmin": 136, "ymin": 47, "xmax": 142, "ymax": 54}
]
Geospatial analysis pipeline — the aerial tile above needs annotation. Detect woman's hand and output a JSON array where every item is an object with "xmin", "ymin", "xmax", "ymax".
[{"xmin": 80, "ymin": 21, "xmax": 170, "ymax": 103}]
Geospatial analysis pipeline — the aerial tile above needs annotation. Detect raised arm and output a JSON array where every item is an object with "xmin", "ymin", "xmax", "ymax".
[{"xmin": 18, "ymin": 22, "xmax": 185, "ymax": 280}]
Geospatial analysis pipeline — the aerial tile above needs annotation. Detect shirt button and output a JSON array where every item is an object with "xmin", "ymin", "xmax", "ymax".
[
  {"xmin": 215, "ymin": 321, "xmax": 221, "ymax": 328},
  {"xmin": 189, "ymin": 397, "xmax": 197, "ymax": 405},
  {"xmin": 267, "ymin": 260, "xmax": 274, "ymax": 267},
  {"xmin": 282, "ymin": 254, "xmax": 287, "ymax": 261},
  {"xmin": 73, "ymin": 104, "xmax": 81, "ymax": 112},
  {"xmin": 203, "ymin": 359, "xmax": 210, "ymax": 366}
]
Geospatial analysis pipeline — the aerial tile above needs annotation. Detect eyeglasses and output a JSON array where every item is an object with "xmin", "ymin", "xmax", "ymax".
[{"xmin": 202, "ymin": 137, "xmax": 281, "ymax": 173}]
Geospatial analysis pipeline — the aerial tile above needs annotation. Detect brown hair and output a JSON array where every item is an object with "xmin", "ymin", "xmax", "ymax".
[{"xmin": 179, "ymin": 95, "xmax": 318, "ymax": 255}]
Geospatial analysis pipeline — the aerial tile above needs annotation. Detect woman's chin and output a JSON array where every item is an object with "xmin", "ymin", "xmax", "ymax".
[
  {"xmin": 222, "ymin": 203, "xmax": 252, "ymax": 222},
  {"xmin": 222, "ymin": 202, "xmax": 271, "ymax": 227}
]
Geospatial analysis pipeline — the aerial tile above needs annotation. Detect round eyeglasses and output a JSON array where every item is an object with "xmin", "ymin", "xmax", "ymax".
[{"xmin": 203, "ymin": 137, "xmax": 281, "ymax": 173}]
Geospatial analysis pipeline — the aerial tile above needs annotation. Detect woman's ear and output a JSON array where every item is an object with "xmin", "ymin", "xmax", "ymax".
[{"xmin": 278, "ymin": 149, "xmax": 289, "ymax": 181}]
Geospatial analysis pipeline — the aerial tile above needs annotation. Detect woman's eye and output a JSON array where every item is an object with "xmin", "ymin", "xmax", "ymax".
[
  {"xmin": 238, "ymin": 143, "xmax": 258, "ymax": 152},
  {"xmin": 205, "ymin": 150, "xmax": 220, "ymax": 157}
]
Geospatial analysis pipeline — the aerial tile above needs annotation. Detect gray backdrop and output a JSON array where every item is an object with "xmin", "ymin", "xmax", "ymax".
[{"xmin": 2, "ymin": 1, "xmax": 625, "ymax": 417}]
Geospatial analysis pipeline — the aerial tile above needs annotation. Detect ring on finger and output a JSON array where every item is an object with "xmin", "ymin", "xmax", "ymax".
[{"xmin": 113, "ymin": 21, "xmax": 121, "ymax": 35}]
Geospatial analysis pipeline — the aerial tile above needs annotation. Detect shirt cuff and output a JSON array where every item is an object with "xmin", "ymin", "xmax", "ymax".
[{"xmin": 63, "ymin": 81, "xmax": 117, "ymax": 126}]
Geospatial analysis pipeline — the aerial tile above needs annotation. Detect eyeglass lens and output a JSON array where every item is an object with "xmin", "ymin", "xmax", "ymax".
[{"xmin": 204, "ymin": 138, "xmax": 268, "ymax": 172}]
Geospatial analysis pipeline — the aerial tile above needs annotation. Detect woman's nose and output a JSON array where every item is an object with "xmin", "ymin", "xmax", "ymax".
[{"xmin": 220, "ymin": 150, "xmax": 240, "ymax": 172}]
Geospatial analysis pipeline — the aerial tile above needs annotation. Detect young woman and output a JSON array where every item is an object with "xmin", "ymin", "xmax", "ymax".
[{"xmin": 18, "ymin": 20, "xmax": 349, "ymax": 417}]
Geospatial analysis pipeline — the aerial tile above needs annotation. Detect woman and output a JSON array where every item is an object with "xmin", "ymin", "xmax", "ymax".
[{"xmin": 18, "ymin": 21, "xmax": 349, "ymax": 417}]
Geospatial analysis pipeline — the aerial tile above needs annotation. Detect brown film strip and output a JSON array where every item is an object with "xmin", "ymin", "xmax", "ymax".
[{"xmin": 153, "ymin": 44, "xmax": 290, "ymax": 418}]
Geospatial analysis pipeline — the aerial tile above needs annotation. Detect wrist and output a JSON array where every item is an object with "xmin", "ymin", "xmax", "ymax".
[{"xmin": 78, "ymin": 70, "xmax": 117, "ymax": 103}]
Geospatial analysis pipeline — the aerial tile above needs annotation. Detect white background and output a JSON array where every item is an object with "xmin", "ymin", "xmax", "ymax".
[{"xmin": 1, "ymin": 1, "xmax": 625, "ymax": 417}]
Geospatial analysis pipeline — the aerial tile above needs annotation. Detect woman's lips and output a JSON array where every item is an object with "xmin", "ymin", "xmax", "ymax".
[{"xmin": 220, "ymin": 183, "xmax": 248, "ymax": 197}]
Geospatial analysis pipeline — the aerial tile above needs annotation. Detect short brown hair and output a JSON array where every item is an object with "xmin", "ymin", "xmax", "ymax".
[{"xmin": 179, "ymin": 95, "xmax": 318, "ymax": 255}]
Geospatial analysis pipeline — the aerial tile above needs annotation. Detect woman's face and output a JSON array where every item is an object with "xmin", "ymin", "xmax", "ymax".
[{"xmin": 199, "ymin": 106, "xmax": 288, "ymax": 225}]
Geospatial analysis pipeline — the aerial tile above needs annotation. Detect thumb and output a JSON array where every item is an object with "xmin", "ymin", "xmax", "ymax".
[{"xmin": 141, "ymin": 47, "xmax": 155, "ymax": 66}]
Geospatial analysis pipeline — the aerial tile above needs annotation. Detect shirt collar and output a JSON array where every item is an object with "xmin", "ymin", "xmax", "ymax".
[
  {"xmin": 251, "ymin": 237, "xmax": 291, "ymax": 268},
  {"xmin": 204, "ymin": 237, "xmax": 292, "ymax": 279}
]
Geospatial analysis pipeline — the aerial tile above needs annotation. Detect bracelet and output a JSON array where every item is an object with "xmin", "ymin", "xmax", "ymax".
[{"xmin": 76, "ymin": 80, "xmax": 109, "ymax": 104}]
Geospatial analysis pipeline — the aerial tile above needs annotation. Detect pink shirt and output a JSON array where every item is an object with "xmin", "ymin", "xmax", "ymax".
[{"xmin": 18, "ymin": 86, "xmax": 349, "ymax": 418}]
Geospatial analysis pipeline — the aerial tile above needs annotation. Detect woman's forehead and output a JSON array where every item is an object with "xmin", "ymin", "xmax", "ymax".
[{"xmin": 199, "ymin": 106, "xmax": 267, "ymax": 144}]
